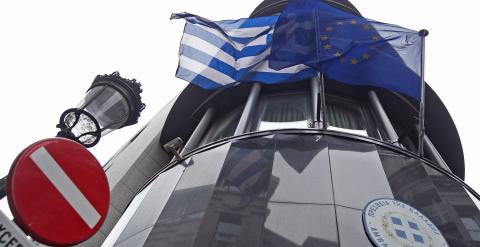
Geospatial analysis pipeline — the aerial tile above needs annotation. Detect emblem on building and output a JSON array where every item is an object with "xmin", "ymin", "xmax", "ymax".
[{"xmin": 363, "ymin": 198, "xmax": 449, "ymax": 247}]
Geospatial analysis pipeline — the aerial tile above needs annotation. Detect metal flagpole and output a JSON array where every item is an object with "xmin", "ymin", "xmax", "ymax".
[
  {"xmin": 418, "ymin": 29, "xmax": 429, "ymax": 156},
  {"xmin": 320, "ymin": 73, "xmax": 328, "ymax": 129}
]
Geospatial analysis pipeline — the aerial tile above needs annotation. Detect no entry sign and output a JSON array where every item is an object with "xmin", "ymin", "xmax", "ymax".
[{"xmin": 6, "ymin": 138, "xmax": 109, "ymax": 246}]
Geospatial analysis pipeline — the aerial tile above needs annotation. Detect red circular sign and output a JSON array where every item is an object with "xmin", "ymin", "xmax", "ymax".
[{"xmin": 7, "ymin": 138, "xmax": 110, "ymax": 246}]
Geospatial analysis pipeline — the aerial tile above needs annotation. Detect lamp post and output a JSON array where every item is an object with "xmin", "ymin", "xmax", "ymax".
[
  {"xmin": 0, "ymin": 72, "xmax": 146, "ymax": 200},
  {"xmin": 56, "ymin": 71, "xmax": 146, "ymax": 148}
]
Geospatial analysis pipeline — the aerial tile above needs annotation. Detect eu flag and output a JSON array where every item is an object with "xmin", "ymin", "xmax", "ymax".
[{"xmin": 270, "ymin": 0, "xmax": 422, "ymax": 100}]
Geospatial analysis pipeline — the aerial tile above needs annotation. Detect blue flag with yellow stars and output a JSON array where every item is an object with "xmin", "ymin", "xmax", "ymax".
[{"xmin": 269, "ymin": 0, "xmax": 422, "ymax": 100}]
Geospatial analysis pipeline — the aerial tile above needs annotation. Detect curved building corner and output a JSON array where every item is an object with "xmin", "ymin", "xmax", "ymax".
[{"xmin": 81, "ymin": 1, "xmax": 479, "ymax": 246}]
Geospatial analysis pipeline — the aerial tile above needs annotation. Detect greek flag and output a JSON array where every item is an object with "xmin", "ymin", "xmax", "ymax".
[{"xmin": 171, "ymin": 13, "xmax": 316, "ymax": 89}]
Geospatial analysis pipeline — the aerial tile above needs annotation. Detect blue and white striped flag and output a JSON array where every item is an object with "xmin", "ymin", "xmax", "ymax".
[{"xmin": 171, "ymin": 13, "xmax": 316, "ymax": 89}]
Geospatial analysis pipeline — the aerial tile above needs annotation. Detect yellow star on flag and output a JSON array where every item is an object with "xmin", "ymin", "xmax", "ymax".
[
  {"xmin": 351, "ymin": 58, "xmax": 358, "ymax": 65},
  {"xmin": 336, "ymin": 21, "xmax": 344, "ymax": 25},
  {"xmin": 350, "ymin": 20, "xmax": 357, "ymax": 24},
  {"xmin": 334, "ymin": 51, "xmax": 341, "ymax": 57},
  {"xmin": 372, "ymin": 35, "xmax": 379, "ymax": 40},
  {"xmin": 325, "ymin": 26, "xmax": 333, "ymax": 32},
  {"xmin": 363, "ymin": 24, "xmax": 370, "ymax": 30},
  {"xmin": 362, "ymin": 53, "xmax": 370, "ymax": 60},
  {"xmin": 320, "ymin": 35, "xmax": 328, "ymax": 41},
  {"xmin": 323, "ymin": 44, "xmax": 332, "ymax": 50}
]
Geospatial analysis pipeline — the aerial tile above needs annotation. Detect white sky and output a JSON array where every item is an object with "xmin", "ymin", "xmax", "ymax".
[{"xmin": 0, "ymin": 0, "xmax": 478, "ymax": 216}]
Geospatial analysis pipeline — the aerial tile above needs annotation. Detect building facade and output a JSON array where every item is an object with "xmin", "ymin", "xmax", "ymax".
[{"xmin": 78, "ymin": 0, "xmax": 480, "ymax": 246}]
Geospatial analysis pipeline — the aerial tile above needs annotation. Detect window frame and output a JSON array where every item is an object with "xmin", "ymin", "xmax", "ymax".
[
  {"xmin": 248, "ymin": 89, "xmax": 313, "ymax": 132},
  {"xmin": 324, "ymin": 93, "xmax": 386, "ymax": 140}
]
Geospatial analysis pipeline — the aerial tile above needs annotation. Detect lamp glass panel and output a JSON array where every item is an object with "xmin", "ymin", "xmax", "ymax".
[
  {"xmin": 80, "ymin": 85, "xmax": 130, "ymax": 131},
  {"xmin": 64, "ymin": 111, "xmax": 98, "ymax": 145}
]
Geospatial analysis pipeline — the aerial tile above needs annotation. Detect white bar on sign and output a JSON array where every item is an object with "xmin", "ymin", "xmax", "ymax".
[{"xmin": 30, "ymin": 147, "xmax": 101, "ymax": 229}]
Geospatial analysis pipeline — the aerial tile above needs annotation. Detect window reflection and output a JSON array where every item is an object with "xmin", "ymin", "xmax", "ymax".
[
  {"xmin": 106, "ymin": 132, "xmax": 480, "ymax": 246},
  {"xmin": 194, "ymin": 137, "xmax": 276, "ymax": 247},
  {"xmin": 461, "ymin": 217, "xmax": 480, "ymax": 241},
  {"xmin": 102, "ymin": 183, "xmax": 153, "ymax": 247},
  {"xmin": 379, "ymin": 148, "xmax": 480, "ymax": 246},
  {"xmin": 193, "ymin": 135, "xmax": 338, "ymax": 247},
  {"xmin": 142, "ymin": 144, "xmax": 231, "ymax": 247},
  {"xmin": 269, "ymin": 134, "xmax": 334, "ymax": 204},
  {"xmin": 263, "ymin": 203, "xmax": 338, "ymax": 247},
  {"xmin": 212, "ymin": 214, "xmax": 242, "ymax": 247}
]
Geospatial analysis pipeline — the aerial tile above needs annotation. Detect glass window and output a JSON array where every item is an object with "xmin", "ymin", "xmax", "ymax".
[
  {"xmin": 391, "ymin": 120, "xmax": 419, "ymax": 152},
  {"xmin": 328, "ymin": 136, "xmax": 393, "ymax": 209},
  {"xmin": 252, "ymin": 91, "xmax": 311, "ymax": 131},
  {"xmin": 142, "ymin": 143, "xmax": 232, "ymax": 247},
  {"xmin": 269, "ymin": 134, "xmax": 334, "ymax": 204},
  {"xmin": 189, "ymin": 136, "xmax": 276, "ymax": 247},
  {"xmin": 212, "ymin": 214, "xmax": 242, "ymax": 246},
  {"xmin": 263, "ymin": 203, "xmax": 338, "ymax": 246},
  {"xmin": 461, "ymin": 217, "xmax": 480, "ymax": 241},
  {"xmin": 379, "ymin": 147, "xmax": 480, "ymax": 246},
  {"xmin": 391, "ymin": 120, "xmax": 439, "ymax": 163},
  {"xmin": 199, "ymin": 105, "xmax": 243, "ymax": 146},
  {"xmin": 336, "ymin": 206, "xmax": 374, "ymax": 246},
  {"xmin": 103, "ymin": 165, "xmax": 185, "ymax": 247},
  {"xmin": 102, "ymin": 183, "xmax": 153, "ymax": 247},
  {"xmin": 326, "ymin": 95, "xmax": 382, "ymax": 138}
]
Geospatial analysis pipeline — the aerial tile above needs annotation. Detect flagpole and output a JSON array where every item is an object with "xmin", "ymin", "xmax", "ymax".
[
  {"xmin": 320, "ymin": 73, "xmax": 327, "ymax": 129},
  {"xmin": 418, "ymin": 29, "xmax": 429, "ymax": 156}
]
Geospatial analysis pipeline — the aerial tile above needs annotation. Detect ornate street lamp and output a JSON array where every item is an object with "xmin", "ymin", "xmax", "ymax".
[{"xmin": 56, "ymin": 72, "xmax": 146, "ymax": 148}]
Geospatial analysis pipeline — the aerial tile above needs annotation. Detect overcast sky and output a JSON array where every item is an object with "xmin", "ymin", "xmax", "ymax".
[{"xmin": 0, "ymin": 0, "xmax": 478, "ymax": 217}]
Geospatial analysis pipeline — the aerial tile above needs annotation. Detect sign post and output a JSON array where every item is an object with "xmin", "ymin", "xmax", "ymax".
[{"xmin": 0, "ymin": 210, "xmax": 34, "ymax": 247}]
